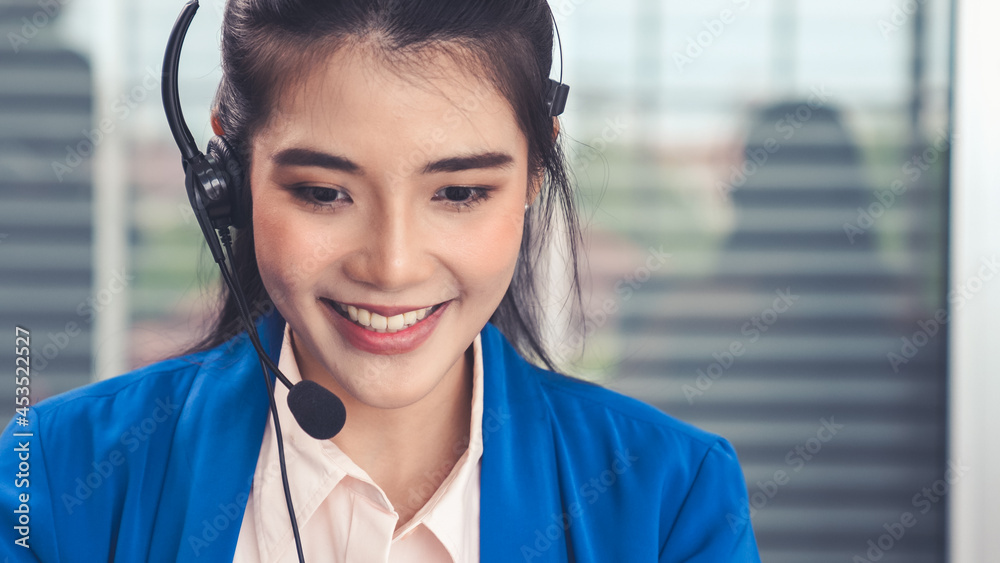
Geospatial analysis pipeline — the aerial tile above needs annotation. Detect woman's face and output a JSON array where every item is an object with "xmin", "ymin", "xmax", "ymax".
[{"xmin": 249, "ymin": 45, "xmax": 535, "ymax": 410}]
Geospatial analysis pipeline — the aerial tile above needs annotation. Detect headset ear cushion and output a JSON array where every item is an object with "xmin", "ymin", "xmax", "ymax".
[{"xmin": 206, "ymin": 135, "xmax": 248, "ymax": 229}]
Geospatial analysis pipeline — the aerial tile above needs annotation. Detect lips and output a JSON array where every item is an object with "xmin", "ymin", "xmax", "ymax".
[
  {"xmin": 323, "ymin": 299, "xmax": 444, "ymax": 333},
  {"xmin": 320, "ymin": 298, "xmax": 451, "ymax": 355},
  {"xmin": 330, "ymin": 301, "xmax": 439, "ymax": 318}
]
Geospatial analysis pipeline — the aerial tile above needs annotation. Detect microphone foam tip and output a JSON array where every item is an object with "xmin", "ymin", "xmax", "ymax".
[{"xmin": 286, "ymin": 380, "xmax": 347, "ymax": 440}]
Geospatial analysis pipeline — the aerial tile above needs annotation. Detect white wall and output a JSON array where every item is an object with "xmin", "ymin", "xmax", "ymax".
[{"xmin": 949, "ymin": 0, "xmax": 1000, "ymax": 560}]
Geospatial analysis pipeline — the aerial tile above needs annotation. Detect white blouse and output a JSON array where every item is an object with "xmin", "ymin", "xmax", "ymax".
[{"xmin": 234, "ymin": 324, "xmax": 484, "ymax": 562}]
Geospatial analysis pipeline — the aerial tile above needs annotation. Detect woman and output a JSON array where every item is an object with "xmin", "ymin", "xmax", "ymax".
[{"xmin": 0, "ymin": 0, "xmax": 760, "ymax": 561}]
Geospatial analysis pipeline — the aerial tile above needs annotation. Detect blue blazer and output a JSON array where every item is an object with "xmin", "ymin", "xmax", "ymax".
[{"xmin": 1, "ymin": 312, "xmax": 760, "ymax": 562}]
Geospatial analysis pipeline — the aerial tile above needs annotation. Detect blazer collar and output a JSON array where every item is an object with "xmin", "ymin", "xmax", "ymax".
[
  {"xmin": 479, "ymin": 324, "xmax": 569, "ymax": 562},
  {"xmin": 165, "ymin": 308, "xmax": 286, "ymax": 560},
  {"xmin": 171, "ymin": 313, "xmax": 567, "ymax": 561}
]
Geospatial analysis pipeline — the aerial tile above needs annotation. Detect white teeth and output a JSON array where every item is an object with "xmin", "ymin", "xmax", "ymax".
[
  {"xmin": 333, "ymin": 301, "xmax": 438, "ymax": 332},
  {"xmin": 357, "ymin": 308, "xmax": 371, "ymax": 327},
  {"xmin": 370, "ymin": 313, "xmax": 387, "ymax": 331}
]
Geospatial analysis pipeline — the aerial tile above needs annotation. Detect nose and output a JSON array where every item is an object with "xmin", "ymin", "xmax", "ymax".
[{"xmin": 342, "ymin": 198, "xmax": 434, "ymax": 292}]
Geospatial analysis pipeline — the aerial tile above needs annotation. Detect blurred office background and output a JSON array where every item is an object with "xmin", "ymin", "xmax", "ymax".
[{"xmin": 2, "ymin": 0, "xmax": 997, "ymax": 561}]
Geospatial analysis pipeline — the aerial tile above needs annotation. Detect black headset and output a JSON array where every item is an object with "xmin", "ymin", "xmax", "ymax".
[
  {"xmin": 164, "ymin": 0, "xmax": 567, "ymax": 254},
  {"xmin": 161, "ymin": 1, "xmax": 568, "ymax": 561}
]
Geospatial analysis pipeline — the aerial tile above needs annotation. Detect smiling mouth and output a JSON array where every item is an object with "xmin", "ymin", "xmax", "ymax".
[{"xmin": 322, "ymin": 299, "xmax": 446, "ymax": 333}]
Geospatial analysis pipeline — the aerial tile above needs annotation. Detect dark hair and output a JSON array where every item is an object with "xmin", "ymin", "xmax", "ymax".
[{"xmin": 189, "ymin": 0, "xmax": 585, "ymax": 371}]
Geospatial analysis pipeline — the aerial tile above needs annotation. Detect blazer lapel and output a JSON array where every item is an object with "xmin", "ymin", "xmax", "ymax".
[
  {"xmin": 149, "ymin": 310, "xmax": 284, "ymax": 561},
  {"xmin": 480, "ymin": 323, "xmax": 570, "ymax": 563},
  {"xmin": 150, "ymin": 317, "xmax": 568, "ymax": 561}
]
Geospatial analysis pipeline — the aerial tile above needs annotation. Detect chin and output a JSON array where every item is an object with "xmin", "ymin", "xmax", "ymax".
[{"xmin": 326, "ymin": 353, "xmax": 461, "ymax": 410}]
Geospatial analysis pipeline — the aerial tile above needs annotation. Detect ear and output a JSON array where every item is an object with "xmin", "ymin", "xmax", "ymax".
[
  {"xmin": 527, "ymin": 170, "xmax": 542, "ymax": 207},
  {"xmin": 211, "ymin": 112, "xmax": 226, "ymax": 136},
  {"xmin": 527, "ymin": 117, "xmax": 561, "ymax": 206},
  {"xmin": 528, "ymin": 117, "xmax": 560, "ymax": 205}
]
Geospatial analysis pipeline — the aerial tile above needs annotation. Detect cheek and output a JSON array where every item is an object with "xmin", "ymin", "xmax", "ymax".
[
  {"xmin": 250, "ymin": 190, "xmax": 317, "ymax": 306},
  {"xmin": 252, "ymin": 208, "xmax": 293, "ymax": 304},
  {"xmin": 450, "ymin": 209, "xmax": 524, "ymax": 292}
]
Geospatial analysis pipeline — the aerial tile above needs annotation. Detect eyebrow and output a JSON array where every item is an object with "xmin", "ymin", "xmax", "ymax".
[
  {"xmin": 422, "ymin": 152, "xmax": 515, "ymax": 174},
  {"xmin": 272, "ymin": 148, "xmax": 361, "ymax": 174},
  {"xmin": 271, "ymin": 148, "xmax": 515, "ymax": 175}
]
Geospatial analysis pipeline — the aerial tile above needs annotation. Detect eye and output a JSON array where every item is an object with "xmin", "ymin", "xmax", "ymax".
[
  {"xmin": 292, "ymin": 186, "xmax": 351, "ymax": 209},
  {"xmin": 433, "ymin": 186, "xmax": 492, "ymax": 209}
]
